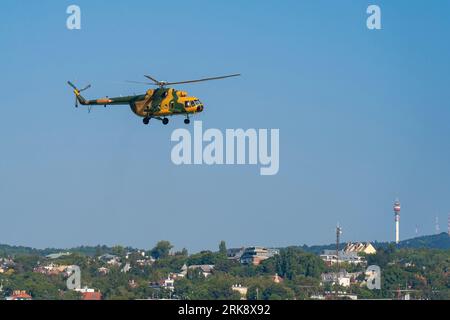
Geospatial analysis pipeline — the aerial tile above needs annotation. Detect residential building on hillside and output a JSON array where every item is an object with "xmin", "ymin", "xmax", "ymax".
[
  {"xmin": 6, "ymin": 290, "xmax": 32, "ymax": 300},
  {"xmin": 320, "ymin": 250, "xmax": 366, "ymax": 266},
  {"xmin": 75, "ymin": 287, "xmax": 102, "ymax": 300},
  {"xmin": 272, "ymin": 273, "xmax": 284, "ymax": 284},
  {"xmin": 321, "ymin": 270, "xmax": 362, "ymax": 288},
  {"xmin": 178, "ymin": 264, "xmax": 214, "ymax": 278},
  {"xmin": 240, "ymin": 247, "xmax": 279, "ymax": 265},
  {"xmin": 232, "ymin": 284, "xmax": 248, "ymax": 300},
  {"xmin": 344, "ymin": 242, "xmax": 376, "ymax": 255},
  {"xmin": 227, "ymin": 248, "xmax": 245, "ymax": 261},
  {"xmin": 99, "ymin": 254, "xmax": 121, "ymax": 266},
  {"xmin": 33, "ymin": 263, "xmax": 70, "ymax": 276},
  {"xmin": 46, "ymin": 252, "xmax": 71, "ymax": 260},
  {"xmin": 98, "ymin": 267, "xmax": 109, "ymax": 275}
]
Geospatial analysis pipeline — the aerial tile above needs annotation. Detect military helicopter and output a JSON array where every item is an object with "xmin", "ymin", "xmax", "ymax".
[{"xmin": 67, "ymin": 73, "xmax": 240, "ymax": 125}]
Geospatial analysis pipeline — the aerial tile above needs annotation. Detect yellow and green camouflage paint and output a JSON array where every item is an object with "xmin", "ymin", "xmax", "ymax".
[{"xmin": 70, "ymin": 83, "xmax": 204, "ymax": 118}]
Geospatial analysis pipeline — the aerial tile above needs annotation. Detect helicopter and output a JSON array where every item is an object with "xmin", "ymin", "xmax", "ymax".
[{"xmin": 67, "ymin": 73, "xmax": 240, "ymax": 125}]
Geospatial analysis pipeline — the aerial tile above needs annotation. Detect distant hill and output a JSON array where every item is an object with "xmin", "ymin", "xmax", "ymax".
[
  {"xmin": 375, "ymin": 232, "xmax": 450, "ymax": 250},
  {"xmin": 296, "ymin": 233, "xmax": 450, "ymax": 254},
  {"xmin": 1, "ymin": 233, "xmax": 448, "ymax": 257},
  {"xmin": 0, "ymin": 244, "xmax": 117, "ymax": 257}
]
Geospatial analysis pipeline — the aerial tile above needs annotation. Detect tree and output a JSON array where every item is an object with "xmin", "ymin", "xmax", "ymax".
[
  {"xmin": 273, "ymin": 247, "xmax": 325, "ymax": 280},
  {"xmin": 176, "ymin": 248, "xmax": 188, "ymax": 257},
  {"xmin": 219, "ymin": 241, "xmax": 227, "ymax": 256},
  {"xmin": 187, "ymin": 251, "xmax": 220, "ymax": 265},
  {"xmin": 112, "ymin": 245, "xmax": 126, "ymax": 257},
  {"xmin": 150, "ymin": 241, "xmax": 173, "ymax": 260},
  {"xmin": 247, "ymin": 280, "xmax": 295, "ymax": 300}
]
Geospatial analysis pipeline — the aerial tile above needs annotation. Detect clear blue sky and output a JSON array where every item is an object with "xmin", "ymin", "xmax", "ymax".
[{"xmin": 1, "ymin": 0, "xmax": 449, "ymax": 252}]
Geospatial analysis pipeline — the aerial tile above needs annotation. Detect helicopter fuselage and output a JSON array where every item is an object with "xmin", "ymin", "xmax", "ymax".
[
  {"xmin": 130, "ymin": 87, "xmax": 204, "ymax": 118},
  {"xmin": 72, "ymin": 86, "xmax": 204, "ymax": 118}
]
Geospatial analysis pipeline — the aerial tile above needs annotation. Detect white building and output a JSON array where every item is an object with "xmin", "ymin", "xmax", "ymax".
[
  {"xmin": 321, "ymin": 271, "xmax": 362, "ymax": 288},
  {"xmin": 232, "ymin": 284, "xmax": 248, "ymax": 300},
  {"xmin": 320, "ymin": 250, "xmax": 366, "ymax": 266}
]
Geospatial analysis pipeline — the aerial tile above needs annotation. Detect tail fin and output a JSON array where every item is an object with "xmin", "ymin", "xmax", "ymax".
[{"xmin": 67, "ymin": 81, "xmax": 90, "ymax": 106}]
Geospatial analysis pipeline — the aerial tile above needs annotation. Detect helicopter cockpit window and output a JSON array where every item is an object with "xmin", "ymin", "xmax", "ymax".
[{"xmin": 185, "ymin": 101, "xmax": 191, "ymax": 107}]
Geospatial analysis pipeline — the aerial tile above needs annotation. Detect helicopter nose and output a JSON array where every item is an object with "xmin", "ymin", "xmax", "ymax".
[{"xmin": 197, "ymin": 105, "xmax": 204, "ymax": 112}]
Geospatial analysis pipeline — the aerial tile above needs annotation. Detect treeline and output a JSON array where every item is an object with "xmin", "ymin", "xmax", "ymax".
[{"xmin": 1, "ymin": 233, "xmax": 448, "ymax": 258}]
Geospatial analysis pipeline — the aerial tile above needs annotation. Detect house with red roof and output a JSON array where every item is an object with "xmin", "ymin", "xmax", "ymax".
[
  {"xmin": 6, "ymin": 290, "xmax": 32, "ymax": 300},
  {"xmin": 82, "ymin": 291, "xmax": 102, "ymax": 300}
]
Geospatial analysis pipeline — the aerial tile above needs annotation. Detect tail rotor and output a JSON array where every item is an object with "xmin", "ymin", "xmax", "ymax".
[{"xmin": 67, "ymin": 81, "xmax": 91, "ymax": 108}]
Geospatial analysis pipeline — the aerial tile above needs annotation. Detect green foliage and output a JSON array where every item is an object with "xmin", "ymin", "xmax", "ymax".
[
  {"xmin": 174, "ymin": 274, "xmax": 241, "ymax": 300},
  {"xmin": 11, "ymin": 255, "xmax": 41, "ymax": 273},
  {"xmin": 219, "ymin": 241, "xmax": 227, "ymax": 256},
  {"xmin": 246, "ymin": 277, "xmax": 295, "ymax": 300},
  {"xmin": 187, "ymin": 251, "xmax": 221, "ymax": 266},
  {"xmin": 2, "ymin": 272, "xmax": 66, "ymax": 300},
  {"xmin": 271, "ymin": 247, "xmax": 326, "ymax": 280},
  {"xmin": 1, "ymin": 240, "xmax": 449, "ymax": 300},
  {"xmin": 150, "ymin": 241, "xmax": 173, "ymax": 260}
]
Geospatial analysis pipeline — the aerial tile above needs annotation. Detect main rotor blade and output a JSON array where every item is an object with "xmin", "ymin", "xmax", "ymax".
[
  {"xmin": 165, "ymin": 74, "xmax": 241, "ymax": 86},
  {"xmin": 144, "ymin": 75, "xmax": 161, "ymax": 84},
  {"xmin": 125, "ymin": 80, "xmax": 155, "ymax": 85}
]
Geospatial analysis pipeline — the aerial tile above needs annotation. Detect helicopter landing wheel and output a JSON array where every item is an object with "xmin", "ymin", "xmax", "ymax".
[
  {"xmin": 143, "ymin": 117, "xmax": 150, "ymax": 125},
  {"xmin": 184, "ymin": 118, "xmax": 190, "ymax": 125},
  {"xmin": 162, "ymin": 118, "xmax": 169, "ymax": 125}
]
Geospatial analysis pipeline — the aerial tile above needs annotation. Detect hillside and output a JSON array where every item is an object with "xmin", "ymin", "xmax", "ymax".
[
  {"xmin": 1, "ymin": 233, "xmax": 448, "ymax": 257},
  {"xmin": 297, "ymin": 233, "xmax": 450, "ymax": 254},
  {"xmin": 376, "ymin": 232, "xmax": 450, "ymax": 250},
  {"xmin": 0, "ymin": 244, "xmax": 117, "ymax": 257}
]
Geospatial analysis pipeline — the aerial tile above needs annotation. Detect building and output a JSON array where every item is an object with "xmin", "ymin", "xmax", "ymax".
[
  {"xmin": 320, "ymin": 250, "xmax": 366, "ymax": 266},
  {"xmin": 128, "ymin": 279, "xmax": 138, "ymax": 289},
  {"xmin": 320, "ymin": 271, "xmax": 361, "ymax": 288},
  {"xmin": 0, "ymin": 258, "xmax": 15, "ymax": 274},
  {"xmin": 98, "ymin": 267, "xmax": 110, "ymax": 275},
  {"xmin": 136, "ymin": 258, "xmax": 154, "ymax": 267},
  {"xmin": 6, "ymin": 290, "xmax": 32, "ymax": 300},
  {"xmin": 45, "ymin": 252, "xmax": 71, "ymax": 260},
  {"xmin": 121, "ymin": 263, "xmax": 132, "ymax": 273},
  {"xmin": 343, "ymin": 242, "xmax": 376, "ymax": 255},
  {"xmin": 160, "ymin": 276, "xmax": 175, "ymax": 291},
  {"xmin": 240, "ymin": 247, "xmax": 279, "ymax": 266},
  {"xmin": 178, "ymin": 264, "xmax": 215, "ymax": 278},
  {"xmin": 75, "ymin": 287, "xmax": 102, "ymax": 300},
  {"xmin": 82, "ymin": 291, "xmax": 102, "ymax": 300},
  {"xmin": 272, "ymin": 273, "xmax": 284, "ymax": 284},
  {"xmin": 227, "ymin": 248, "xmax": 245, "ymax": 261},
  {"xmin": 231, "ymin": 284, "xmax": 248, "ymax": 300},
  {"xmin": 99, "ymin": 254, "xmax": 121, "ymax": 266},
  {"xmin": 33, "ymin": 263, "xmax": 70, "ymax": 276}
]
